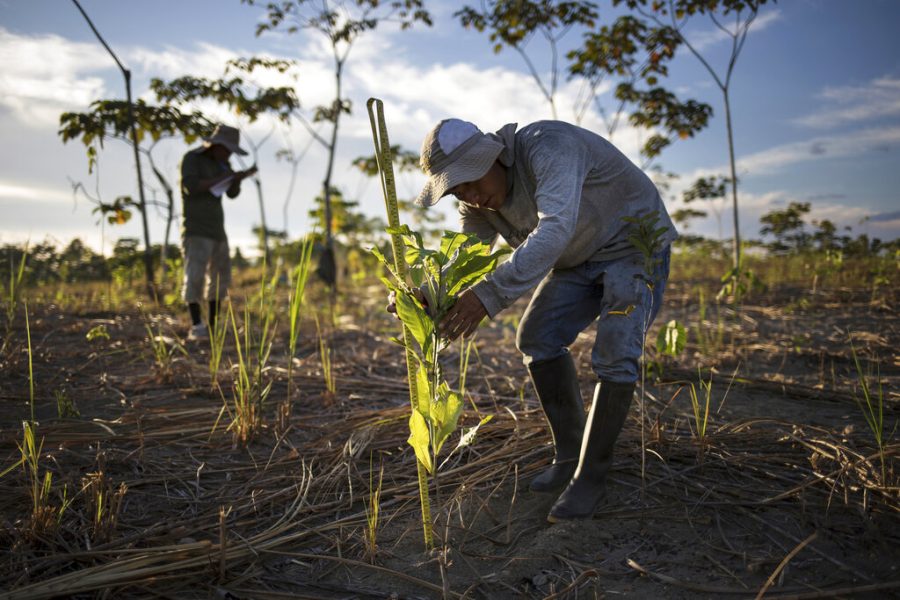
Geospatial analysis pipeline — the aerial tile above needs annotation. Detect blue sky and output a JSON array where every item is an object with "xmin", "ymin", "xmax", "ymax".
[{"xmin": 1, "ymin": 0, "xmax": 898, "ymax": 255}]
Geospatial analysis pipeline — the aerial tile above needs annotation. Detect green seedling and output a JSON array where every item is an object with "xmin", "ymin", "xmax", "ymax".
[
  {"xmin": 224, "ymin": 291, "xmax": 276, "ymax": 447},
  {"xmin": 363, "ymin": 455, "xmax": 383, "ymax": 564},
  {"xmin": 694, "ymin": 286, "xmax": 725, "ymax": 357},
  {"xmin": 688, "ymin": 370, "xmax": 713, "ymax": 445},
  {"xmin": 81, "ymin": 469, "xmax": 127, "ymax": 544},
  {"xmin": 717, "ymin": 262, "xmax": 764, "ymax": 305},
  {"xmin": 144, "ymin": 320, "xmax": 185, "ymax": 379},
  {"xmin": 621, "ymin": 211, "xmax": 670, "ymax": 482},
  {"xmin": 652, "ymin": 318, "xmax": 687, "ymax": 379},
  {"xmin": 850, "ymin": 340, "xmax": 895, "ymax": 483},
  {"xmin": 55, "ymin": 388, "xmax": 80, "ymax": 419},
  {"xmin": 17, "ymin": 421, "xmax": 69, "ymax": 538},
  {"xmin": 208, "ymin": 283, "xmax": 229, "ymax": 392},
  {"xmin": 281, "ymin": 237, "xmax": 314, "ymax": 433},
  {"xmin": 226, "ymin": 302, "xmax": 258, "ymax": 446},
  {"xmin": 622, "ymin": 212, "xmax": 669, "ymax": 287},
  {"xmin": 373, "ymin": 227, "xmax": 506, "ymax": 547},
  {"xmin": 85, "ymin": 324, "xmax": 110, "ymax": 342},
  {"xmin": 2, "ymin": 244, "xmax": 27, "ymax": 354},
  {"xmin": 25, "ymin": 300, "xmax": 35, "ymax": 423},
  {"xmin": 314, "ymin": 314, "xmax": 336, "ymax": 400},
  {"xmin": 657, "ymin": 319, "xmax": 687, "ymax": 357}
]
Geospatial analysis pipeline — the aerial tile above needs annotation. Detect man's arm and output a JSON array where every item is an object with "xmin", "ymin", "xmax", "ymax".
[
  {"xmin": 226, "ymin": 165, "xmax": 258, "ymax": 198},
  {"xmin": 471, "ymin": 134, "xmax": 589, "ymax": 318},
  {"xmin": 181, "ymin": 153, "xmax": 256, "ymax": 196}
]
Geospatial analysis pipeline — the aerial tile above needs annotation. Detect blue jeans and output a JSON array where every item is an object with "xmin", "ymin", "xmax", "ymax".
[{"xmin": 516, "ymin": 249, "xmax": 670, "ymax": 383}]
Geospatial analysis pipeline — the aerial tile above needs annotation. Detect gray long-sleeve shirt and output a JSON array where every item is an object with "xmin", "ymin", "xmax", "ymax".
[{"xmin": 463, "ymin": 121, "xmax": 677, "ymax": 318}]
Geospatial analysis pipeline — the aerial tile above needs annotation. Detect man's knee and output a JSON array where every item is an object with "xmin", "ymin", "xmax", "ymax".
[{"xmin": 515, "ymin": 311, "xmax": 541, "ymax": 357}]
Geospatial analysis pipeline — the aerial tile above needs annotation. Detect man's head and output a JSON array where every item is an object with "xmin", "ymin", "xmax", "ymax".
[
  {"xmin": 416, "ymin": 118, "xmax": 506, "ymax": 209},
  {"xmin": 203, "ymin": 124, "xmax": 248, "ymax": 159}
]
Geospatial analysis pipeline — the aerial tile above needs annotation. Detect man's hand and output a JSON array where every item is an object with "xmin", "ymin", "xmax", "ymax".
[
  {"xmin": 441, "ymin": 289, "xmax": 487, "ymax": 342},
  {"xmin": 236, "ymin": 165, "xmax": 258, "ymax": 180}
]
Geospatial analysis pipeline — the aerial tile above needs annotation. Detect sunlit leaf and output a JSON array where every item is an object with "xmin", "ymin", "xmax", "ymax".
[
  {"xmin": 656, "ymin": 319, "xmax": 686, "ymax": 357},
  {"xmin": 415, "ymin": 363, "xmax": 431, "ymax": 418},
  {"xmin": 407, "ymin": 409, "xmax": 433, "ymax": 473},
  {"xmin": 432, "ymin": 387, "xmax": 463, "ymax": 456},
  {"xmin": 394, "ymin": 289, "xmax": 432, "ymax": 355}
]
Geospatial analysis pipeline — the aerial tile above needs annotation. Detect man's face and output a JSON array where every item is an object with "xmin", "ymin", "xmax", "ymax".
[
  {"xmin": 448, "ymin": 161, "xmax": 506, "ymax": 211},
  {"xmin": 209, "ymin": 144, "xmax": 232, "ymax": 162}
]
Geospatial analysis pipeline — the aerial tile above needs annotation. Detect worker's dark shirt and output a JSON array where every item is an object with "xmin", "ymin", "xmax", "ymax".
[{"xmin": 180, "ymin": 148, "xmax": 237, "ymax": 242}]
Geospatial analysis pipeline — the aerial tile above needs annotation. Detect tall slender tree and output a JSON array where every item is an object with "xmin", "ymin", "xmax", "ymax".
[
  {"xmin": 71, "ymin": 0, "xmax": 156, "ymax": 299},
  {"xmin": 243, "ymin": 0, "xmax": 432, "ymax": 288},
  {"xmin": 59, "ymin": 101, "xmax": 215, "ymax": 284},
  {"xmin": 616, "ymin": 0, "xmax": 776, "ymax": 270}
]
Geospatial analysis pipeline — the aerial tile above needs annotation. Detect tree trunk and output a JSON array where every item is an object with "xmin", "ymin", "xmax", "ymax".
[
  {"xmin": 723, "ymin": 90, "xmax": 741, "ymax": 272},
  {"xmin": 318, "ymin": 60, "xmax": 343, "ymax": 289},
  {"xmin": 248, "ymin": 144, "xmax": 269, "ymax": 262},
  {"xmin": 254, "ymin": 177, "xmax": 269, "ymax": 262},
  {"xmin": 149, "ymin": 158, "xmax": 174, "ymax": 285},
  {"xmin": 124, "ymin": 71, "xmax": 157, "ymax": 301}
]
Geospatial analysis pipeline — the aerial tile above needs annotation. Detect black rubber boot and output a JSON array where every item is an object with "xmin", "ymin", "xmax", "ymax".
[
  {"xmin": 547, "ymin": 380, "xmax": 635, "ymax": 522},
  {"xmin": 528, "ymin": 354, "xmax": 586, "ymax": 493}
]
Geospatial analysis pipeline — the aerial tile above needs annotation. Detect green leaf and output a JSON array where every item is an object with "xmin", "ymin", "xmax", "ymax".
[
  {"xmin": 432, "ymin": 387, "xmax": 463, "ymax": 456},
  {"xmin": 407, "ymin": 409, "xmax": 433, "ymax": 473},
  {"xmin": 394, "ymin": 288, "xmax": 433, "ymax": 355},
  {"xmin": 445, "ymin": 253, "xmax": 500, "ymax": 297},
  {"xmin": 414, "ymin": 363, "xmax": 431, "ymax": 417},
  {"xmin": 656, "ymin": 319, "xmax": 686, "ymax": 357},
  {"xmin": 438, "ymin": 231, "xmax": 470, "ymax": 264}
]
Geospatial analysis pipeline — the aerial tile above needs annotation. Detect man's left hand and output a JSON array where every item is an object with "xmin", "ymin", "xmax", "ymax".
[
  {"xmin": 237, "ymin": 165, "xmax": 258, "ymax": 180},
  {"xmin": 442, "ymin": 289, "xmax": 487, "ymax": 342}
]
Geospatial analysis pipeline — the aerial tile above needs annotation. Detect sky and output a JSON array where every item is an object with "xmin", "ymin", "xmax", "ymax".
[{"xmin": 0, "ymin": 0, "xmax": 898, "ymax": 256}]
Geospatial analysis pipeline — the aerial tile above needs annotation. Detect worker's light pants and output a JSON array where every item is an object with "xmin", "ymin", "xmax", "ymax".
[
  {"xmin": 182, "ymin": 235, "xmax": 231, "ymax": 304},
  {"xmin": 516, "ymin": 248, "xmax": 670, "ymax": 384}
]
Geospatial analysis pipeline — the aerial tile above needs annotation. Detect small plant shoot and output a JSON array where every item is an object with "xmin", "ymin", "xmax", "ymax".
[{"xmin": 372, "ymin": 227, "xmax": 505, "ymax": 540}]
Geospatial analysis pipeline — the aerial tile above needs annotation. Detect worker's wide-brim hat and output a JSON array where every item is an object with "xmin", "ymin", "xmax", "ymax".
[
  {"xmin": 415, "ymin": 118, "xmax": 504, "ymax": 207},
  {"xmin": 203, "ymin": 124, "xmax": 248, "ymax": 156}
]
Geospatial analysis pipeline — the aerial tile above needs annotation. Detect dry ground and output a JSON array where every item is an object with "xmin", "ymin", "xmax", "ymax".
[{"xmin": 0, "ymin": 275, "xmax": 897, "ymax": 599}]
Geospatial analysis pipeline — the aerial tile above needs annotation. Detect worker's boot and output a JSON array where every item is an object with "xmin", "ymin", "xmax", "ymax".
[
  {"xmin": 528, "ymin": 354, "xmax": 586, "ymax": 493},
  {"xmin": 547, "ymin": 380, "xmax": 634, "ymax": 522}
]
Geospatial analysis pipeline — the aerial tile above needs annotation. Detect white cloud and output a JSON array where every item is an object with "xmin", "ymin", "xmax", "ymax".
[
  {"xmin": 0, "ymin": 180, "xmax": 73, "ymax": 204},
  {"xmin": 348, "ymin": 55, "xmax": 646, "ymax": 160},
  {"xmin": 129, "ymin": 42, "xmax": 239, "ymax": 81},
  {"xmin": 793, "ymin": 76, "xmax": 900, "ymax": 129},
  {"xmin": 736, "ymin": 126, "xmax": 900, "ymax": 176},
  {"xmin": 0, "ymin": 27, "xmax": 110, "ymax": 126}
]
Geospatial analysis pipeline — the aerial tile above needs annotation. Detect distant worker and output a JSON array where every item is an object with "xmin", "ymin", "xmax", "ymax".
[
  {"xmin": 414, "ymin": 118, "xmax": 676, "ymax": 521},
  {"xmin": 180, "ymin": 124, "xmax": 257, "ymax": 340}
]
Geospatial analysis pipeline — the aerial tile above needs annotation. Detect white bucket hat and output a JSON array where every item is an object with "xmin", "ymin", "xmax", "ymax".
[
  {"xmin": 415, "ymin": 118, "xmax": 504, "ymax": 207},
  {"xmin": 203, "ymin": 124, "xmax": 248, "ymax": 156}
]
